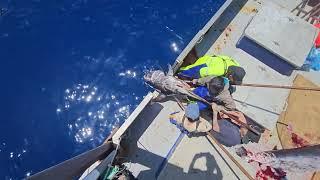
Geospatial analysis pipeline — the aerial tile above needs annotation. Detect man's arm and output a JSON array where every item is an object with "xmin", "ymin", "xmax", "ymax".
[
  {"xmin": 193, "ymin": 76, "xmax": 216, "ymax": 86},
  {"xmin": 214, "ymin": 84, "xmax": 236, "ymax": 110},
  {"xmin": 211, "ymin": 103, "xmax": 220, "ymax": 132}
]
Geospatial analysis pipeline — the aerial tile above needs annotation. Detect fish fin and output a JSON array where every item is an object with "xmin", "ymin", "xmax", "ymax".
[{"xmin": 167, "ymin": 64, "xmax": 174, "ymax": 76}]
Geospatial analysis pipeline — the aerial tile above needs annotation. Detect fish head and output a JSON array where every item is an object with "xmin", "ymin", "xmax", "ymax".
[
  {"xmin": 144, "ymin": 70, "xmax": 168, "ymax": 92},
  {"xmin": 144, "ymin": 70, "xmax": 165, "ymax": 84}
]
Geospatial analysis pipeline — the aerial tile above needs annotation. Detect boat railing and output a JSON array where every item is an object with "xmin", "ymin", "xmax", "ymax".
[
  {"xmin": 172, "ymin": 0, "xmax": 234, "ymax": 73},
  {"xmin": 292, "ymin": 0, "xmax": 320, "ymax": 24},
  {"xmin": 27, "ymin": 129, "xmax": 119, "ymax": 180}
]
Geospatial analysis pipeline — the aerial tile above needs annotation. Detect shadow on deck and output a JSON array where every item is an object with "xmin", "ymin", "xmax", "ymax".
[
  {"xmin": 237, "ymin": 36, "xmax": 295, "ymax": 76},
  {"xmin": 128, "ymin": 146, "xmax": 224, "ymax": 180},
  {"xmin": 117, "ymin": 101, "xmax": 225, "ymax": 179}
]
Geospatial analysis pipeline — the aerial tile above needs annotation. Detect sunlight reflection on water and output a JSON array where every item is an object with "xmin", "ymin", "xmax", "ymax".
[
  {"xmin": 56, "ymin": 54, "xmax": 158, "ymax": 148},
  {"xmin": 0, "ymin": 0, "xmax": 226, "ymax": 178}
]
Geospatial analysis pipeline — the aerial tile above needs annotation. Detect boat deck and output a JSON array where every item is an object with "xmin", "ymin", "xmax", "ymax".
[{"xmin": 112, "ymin": 0, "xmax": 320, "ymax": 179}]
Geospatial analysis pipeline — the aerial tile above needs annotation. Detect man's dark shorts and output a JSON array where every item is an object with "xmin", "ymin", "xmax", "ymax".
[{"xmin": 210, "ymin": 119, "xmax": 241, "ymax": 147}]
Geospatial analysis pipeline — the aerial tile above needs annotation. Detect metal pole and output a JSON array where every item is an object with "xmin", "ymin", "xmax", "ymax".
[
  {"xmin": 238, "ymin": 83, "xmax": 320, "ymax": 91},
  {"xmin": 183, "ymin": 80, "xmax": 320, "ymax": 91}
]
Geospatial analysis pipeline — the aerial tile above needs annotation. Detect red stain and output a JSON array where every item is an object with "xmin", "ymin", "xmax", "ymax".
[
  {"xmin": 287, "ymin": 124, "xmax": 309, "ymax": 147},
  {"xmin": 291, "ymin": 132, "xmax": 309, "ymax": 147},
  {"xmin": 314, "ymin": 23, "xmax": 320, "ymax": 48},
  {"xmin": 241, "ymin": 149, "xmax": 287, "ymax": 180},
  {"xmin": 256, "ymin": 166, "xmax": 286, "ymax": 180}
]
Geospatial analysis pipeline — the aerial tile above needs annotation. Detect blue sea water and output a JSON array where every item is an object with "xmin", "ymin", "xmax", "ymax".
[{"xmin": 0, "ymin": 0, "xmax": 225, "ymax": 179}]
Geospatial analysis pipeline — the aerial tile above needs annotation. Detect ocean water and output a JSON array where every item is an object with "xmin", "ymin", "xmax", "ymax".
[{"xmin": 0, "ymin": 0, "xmax": 225, "ymax": 179}]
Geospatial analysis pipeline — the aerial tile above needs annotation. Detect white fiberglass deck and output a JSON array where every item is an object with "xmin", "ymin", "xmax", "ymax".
[{"xmin": 117, "ymin": 0, "xmax": 320, "ymax": 179}]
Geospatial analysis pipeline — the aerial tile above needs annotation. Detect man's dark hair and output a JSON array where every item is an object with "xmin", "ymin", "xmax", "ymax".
[
  {"xmin": 208, "ymin": 77, "xmax": 225, "ymax": 96},
  {"xmin": 227, "ymin": 66, "xmax": 246, "ymax": 85}
]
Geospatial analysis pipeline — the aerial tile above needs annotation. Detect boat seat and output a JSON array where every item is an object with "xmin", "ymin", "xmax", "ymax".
[{"xmin": 243, "ymin": 1, "xmax": 317, "ymax": 69}]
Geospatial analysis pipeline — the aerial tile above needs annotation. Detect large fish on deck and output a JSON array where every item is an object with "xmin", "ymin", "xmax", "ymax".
[
  {"xmin": 143, "ymin": 65, "xmax": 201, "ymax": 101},
  {"xmin": 236, "ymin": 144, "xmax": 320, "ymax": 173}
]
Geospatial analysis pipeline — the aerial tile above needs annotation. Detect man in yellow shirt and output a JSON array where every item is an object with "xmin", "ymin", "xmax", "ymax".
[{"xmin": 178, "ymin": 55, "xmax": 246, "ymax": 85}]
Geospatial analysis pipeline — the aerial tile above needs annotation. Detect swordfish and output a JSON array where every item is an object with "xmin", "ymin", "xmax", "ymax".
[
  {"xmin": 143, "ymin": 65, "xmax": 205, "ymax": 102},
  {"xmin": 236, "ymin": 144, "xmax": 320, "ymax": 173}
]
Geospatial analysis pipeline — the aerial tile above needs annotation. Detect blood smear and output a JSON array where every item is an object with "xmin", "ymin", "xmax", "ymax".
[{"xmin": 256, "ymin": 166, "xmax": 286, "ymax": 180}]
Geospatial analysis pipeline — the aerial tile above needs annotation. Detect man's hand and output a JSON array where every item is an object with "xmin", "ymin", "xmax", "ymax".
[
  {"xmin": 211, "ymin": 103, "xmax": 224, "ymax": 112},
  {"xmin": 220, "ymin": 110, "xmax": 248, "ymax": 129},
  {"xmin": 211, "ymin": 103, "xmax": 218, "ymax": 111},
  {"xmin": 192, "ymin": 79, "xmax": 198, "ymax": 85}
]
